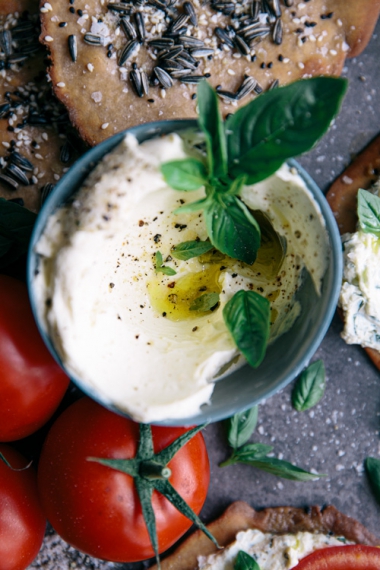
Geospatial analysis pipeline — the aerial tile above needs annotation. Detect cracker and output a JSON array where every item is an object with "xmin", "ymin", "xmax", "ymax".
[
  {"xmin": 40, "ymin": 0, "xmax": 380, "ymax": 147},
  {"xmin": 0, "ymin": 2, "xmax": 83, "ymax": 213},
  {"xmin": 150, "ymin": 502, "xmax": 379, "ymax": 570},
  {"xmin": 326, "ymin": 134, "xmax": 380, "ymax": 371}
]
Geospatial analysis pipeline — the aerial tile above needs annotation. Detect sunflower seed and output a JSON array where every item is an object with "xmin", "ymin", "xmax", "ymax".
[
  {"xmin": 251, "ymin": 0, "xmax": 261, "ymax": 19},
  {"xmin": 148, "ymin": 0, "xmax": 167, "ymax": 10},
  {"xmin": 273, "ymin": 17, "xmax": 283, "ymax": 44},
  {"xmin": 0, "ymin": 172, "xmax": 18, "ymax": 190},
  {"xmin": 234, "ymin": 34, "xmax": 250, "ymax": 55},
  {"xmin": 130, "ymin": 69, "xmax": 144, "ymax": 97},
  {"xmin": 40, "ymin": 183, "xmax": 54, "ymax": 205},
  {"xmin": 179, "ymin": 75, "xmax": 203, "ymax": 83},
  {"xmin": 283, "ymin": 0, "xmax": 293, "ymax": 6},
  {"xmin": 134, "ymin": 12, "xmax": 146, "ymax": 42},
  {"xmin": 12, "ymin": 21, "xmax": 35, "ymax": 33},
  {"xmin": 269, "ymin": 0, "xmax": 282, "ymax": 17},
  {"xmin": 6, "ymin": 163, "xmax": 29, "ymax": 186},
  {"xmin": 154, "ymin": 66, "xmax": 173, "ymax": 88},
  {"xmin": 245, "ymin": 29, "xmax": 270, "ymax": 43},
  {"xmin": 169, "ymin": 14, "xmax": 189, "ymax": 33},
  {"xmin": 217, "ymin": 90, "xmax": 238, "ymax": 101},
  {"xmin": 118, "ymin": 39, "xmax": 139, "ymax": 65},
  {"xmin": 175, "ymin": 55, "xmax": 197, "ymax": 69},
  {"xmin": 158, "ymin": 45, "xmax": 183, "ymax": 60},
  {"xmin": 215, "ymin": 27, "xmax": 234, "ymax": 48},
  {"xmin": 7, "ymin": 53, "xmax": 29, "ymax": 64},
  {"xmin": 19, "ymin": 43, "xmax": 41, "ymax": 55},
  {"xmin": 269, "ymin": 78, "xmax": 279, "ymax": 90},
  {"xmin": 60, "ymin": 141, "xmax": 72, "ymax": 163},
  {"xmin": 0, "ymin": 30, "xmax": 13, "ymax": 56},
  {"xmin": 107, "ymin": 2, "xmax": 132, "ymax": 13},
  {"xmin": 160, "ymin": 59, "xmax": 184, "ymax": 72},
  {"xmin": 148, "ymin": 37, "xmax": 174, "ymax": 49},
  {"xmin": 236, "ymin": 76, "xmax": 257, "ymax": 99},
  {"xmin": 120, "ymin": 17, "xmax": 137, "ymax": 40},
  {"xmin": 239, "ymin": 21, "xmax": 268, "ymax": 34},
  {"xmin": 212, "ymin": 2, "xmax": 235, "ymax": 15},
  {"xmin": 68, "ymin": 34, "xmax": 77, "ymax": 62},
  {"xmin": 254, "ymin": 82, "xmax": 263, "ymax": 94},
  {"xmin": 177, "ymin": 35, "xmax": 204, "ymax": 48},
  {"xmin": 84, "ymin": 33, "xmax": 104, "ymax": 46},
  {"xmin": 190, "ymin": 48, "xmax": 214, "ymax": 58},
  {"xmin": 0, "ymin": 103, "xmax": 10, "ymax": 118},
  {"xmin": 141, "ymin": 70, "xmax": 149, "ymax": 95},
  {"xmin": 170, "ymin": 68, "xmax": 193, "ymax": 77},
  {"xmin": 184, "ymin": 1, "xmax": 197, "ymax": 26},
  {"xmin": 9, "ymin": 152, "xmax": 34, "ymax": 172}
]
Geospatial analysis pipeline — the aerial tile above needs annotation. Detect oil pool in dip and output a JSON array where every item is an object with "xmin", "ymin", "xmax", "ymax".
[{"xmin": 33, "ymin": 133, "xmax": 329, "ymax": 423}]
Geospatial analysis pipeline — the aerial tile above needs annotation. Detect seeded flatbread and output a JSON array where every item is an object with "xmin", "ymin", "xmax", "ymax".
[
  {"xmin": 326, "ymin": 134, "xmax": 380, "ymax": 371},
  {"xmin": 150, "ymin": 501, "xmax": 379, "ymax": 570},
  {"xmin": 40, "ymin": 0, "xmax": 380, "ymax": 147},
  {"xmin": 0, "ymin": 2, "xmax": 83, "ymax": 213}
]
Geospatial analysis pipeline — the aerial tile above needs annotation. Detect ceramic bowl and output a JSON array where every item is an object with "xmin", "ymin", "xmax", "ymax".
[{"xmin": 27, "ymin": 119, "xmax": 342, "ymax": 426}]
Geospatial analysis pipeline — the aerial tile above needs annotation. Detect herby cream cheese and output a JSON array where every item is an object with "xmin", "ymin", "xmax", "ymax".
[{"xmin": 34, "ymin": 133, "xmax": 329, "ymax": 423}]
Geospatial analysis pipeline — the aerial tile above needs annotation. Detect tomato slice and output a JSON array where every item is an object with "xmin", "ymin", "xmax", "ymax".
[{"xmin": 296, "ymin": 545, "xmax": 380, "ymax": 570}]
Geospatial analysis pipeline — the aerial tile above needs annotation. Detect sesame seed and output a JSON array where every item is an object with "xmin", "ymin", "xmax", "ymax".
[
  {"xmin": 56, "ymin": 82, "xmax": 66, "ymax": 87},
  {"xmin": 87, "ymin": 63, "xmax": 94, "ymax": 72},
  {"xmin": 44, "ymin": 35, "xmax": 54, "ymax": 42},
  {"xmin": 101, "ymin": 122, "xmax": 109, "ymax": 129},
  {"xmin": 298, "ymin": 62, "xmax": 305, "ymax": 69}
]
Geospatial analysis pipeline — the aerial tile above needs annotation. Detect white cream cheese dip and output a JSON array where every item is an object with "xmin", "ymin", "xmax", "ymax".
[{"xmin": 34, "ymin": 133, "xmax": 329, "ymax": 423}]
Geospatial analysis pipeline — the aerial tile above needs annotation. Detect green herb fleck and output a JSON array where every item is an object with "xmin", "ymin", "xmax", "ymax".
[
  {"xmin": 189, "ymin": 292, "xmax": 219, "ymax": 312},
  {"xmin": 234, "ymin": 550, "xmax": 261, "ymax": 570},
  {"xmin": 357, "ymin": 189, "xmax": 380, "ymax": 237},
  {"xmin": 365, "ymin": 457, "xmax": 380, "ymax": 504},
  {"xmin": 155, "ymin": 251, "xmax": 176, "ymax": 276}
]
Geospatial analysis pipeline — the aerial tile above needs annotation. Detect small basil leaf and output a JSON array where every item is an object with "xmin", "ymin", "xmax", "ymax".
[
  {"xmin": 0, "ymin": 198, "xmax": 37, "ymax": 268},
  {"xmin": 171, "ymin": 240, "xmax": 214, "ymax": 261},
  {"xmin": 161, "ymin": 158, "xmax": 208, "ymax": 192},
  {"xmin": 227, "ymin": 406, "xmax": 259, "ymax": 449},
  {"xmin": 226, "ymin": 77, "xmax": 347, "ymax": 184},
  {"xmin": 233, "ymin": 443, "xmax": 273, "ymax": 461},
  {"xmin": 365, "ymin": 457, "xmax": 380, "ymax": 503},
  {"xmin": 205, "ymin": 194, "xmax": 260, "ymax": 264},
  {"xmin": 223, "ymin": 290, "xmax": 270, "ymax": 368},
  {"xmin": 173, "ymin": 197, "xmax": 209, "ymax": 215},
  {"xmin": 234, "ymin": 551, "xmax": 261, "ymax": 570},
  {"xmin": 240, "ymin": 456, "xmax": 324, "ymax": 481},
  {"xmin": 155, "ymin": 251, "xmax": 177, "ymax": 276},
  {"xmin": 197, "ymin": 80, "xmax": 227, "ymax": 181},
  {"xmin": 292, "ymin": 359, "xmax": 325, "ymax": 412},
  {"xmin": 357, "ymin": 189, "xmax": 380, "ymax": 237},
  {"xmin": 189, "ymin": 292, "xmax": 219, "ymax": 312}
]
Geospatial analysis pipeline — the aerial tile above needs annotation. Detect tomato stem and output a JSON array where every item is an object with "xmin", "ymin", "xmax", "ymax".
[{"xmin": 140, "ymin": 460, "xmax": 172, "ymax": 480}]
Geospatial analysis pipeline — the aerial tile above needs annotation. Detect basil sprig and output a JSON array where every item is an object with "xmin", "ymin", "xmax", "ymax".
[
  {"xmin": 365, "ymin": 457, "xmax": 380, "ymax": 504},
  {"xmin": 220, "ymin": 406, "xmax": 324, "ymax": 481},
  {"xmin": 190, "ymin": 292, "xmax": 219, "ymax": 312},
  {"xmin": 171, "ymin": 239, "xmax": 214, "ymax": 260},
  {"xmin": 292, "ymin": 359, "xmax": 326, "ymax": 412},
  {"xmin": 234, "ymin": 551, "xmax": 261, "ymax": 570},
  {"xmin": 0, "ymin": 198, "xmax": 37, "ymax": 269},
  {"xmin": 357, "ymin": 189, "xmax": 380, "ymax": 237},
  {"xmin": 155, "ymin": 251, "xmax": 176, "ymax": 276}
]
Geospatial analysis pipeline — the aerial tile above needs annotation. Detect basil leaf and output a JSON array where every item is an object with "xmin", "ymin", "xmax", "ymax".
[
  {"xmin": 240, "ymin": 456, "xmax": 323, "ymax": 481},
  {"xmin": 155, "ymin": 251, "xmax": 177, "ymax": 276},
  {"xmin": 173, "ymin": 197, "xmax": 209, "ymax": 215},
  {"xmin": 357, "ymin": 189, "xmax": 380, "ymax": 237},
  {"xmin": 171, "ymin": 240, "xmax": 214, "ymax": 261},
  {"xmin": 189, "ymin": 292, "xmax": 219, "ymax": 312},
  {"xmin": 233, "ymin": 443, "xmax": 273, "ymax": 461},
  {"xmin": 0, "ymin": 198, "xmax": 37, "ymax": 268},
  {"xmin": 365, "ymin": 457, "xmax": 380, "ymax": 503},
  {"xmin": 292, "ymin": 359, "xmax": 325, "ymax": 412},
  {"xmin": 234, "ymin": 551, "xmax": 261, "ymax": 570},
  {"xmin": 161, "ymin": 158, "xmax": 208, "ymax": 192},
  {"xmin": 227, "ymin": 406, "xmax": 259, "ymax": 449},
  {"xmin": 226, "ymin": 77, "xmax": 347, "ymax": 184},
  {"xmin": 205, "ymin": 194, "xmax": 260, "ymax": 264},
  {"xmin": 197, "ymin": 80, "xmax": 227, "ymax": 181},
  {"xmin": 223, "ymin": 290, "xmax": 270, "ymax": 368}
]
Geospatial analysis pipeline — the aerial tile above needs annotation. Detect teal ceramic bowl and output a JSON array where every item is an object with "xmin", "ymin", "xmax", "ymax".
[{"xmin": 27, "ymin": 119, "xmax": 342, "ymax": 426}]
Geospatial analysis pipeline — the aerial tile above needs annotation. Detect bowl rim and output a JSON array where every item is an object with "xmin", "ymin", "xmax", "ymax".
[{"xmin": 27, "ymin": 119, "xmax": 343, "ymax": 426}]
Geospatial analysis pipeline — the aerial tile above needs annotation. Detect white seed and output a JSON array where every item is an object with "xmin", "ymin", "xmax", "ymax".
[
  {"xmin": 101, "ymin": 122, "xmax": 109, "ymax": 129},
  {"xmin": 44, "ymin": 35, "xmax": 54, "ymax": 42},
  {"xmin": 57, "ymin": 82, "xmax": 66, "ymax": 87}
]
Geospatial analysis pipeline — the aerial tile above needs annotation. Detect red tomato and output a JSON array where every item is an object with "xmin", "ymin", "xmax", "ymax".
[
  {"xmin": 0, "ymin": 275, "xmax": 70, "ymax": 441},
  {"xmin": 38, "ymin": 397, "xmax": 210, "ymax": 563},
  {"xmin": 296, "ymin": 545, "xmax": 380, "ymax": 570},
  {"xmin": 0, "ymin": 444, "xmax": 46, "ymax": 570}
]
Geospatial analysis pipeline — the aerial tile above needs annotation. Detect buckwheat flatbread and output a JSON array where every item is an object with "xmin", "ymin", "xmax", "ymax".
[
  {"xmin": 326, "ymin": 133, "xmax": 380, "ymax": 371},
  {"xmin": 40, "ymin": 0, "xmax": 380, "ymax": 147},
  {"xmin": 150, "ymin": 502, "xmax": 379, "ymax": 570},
  {"xmin": 0, "ymin": 1, "xmax": 82, "ymax": 213}
]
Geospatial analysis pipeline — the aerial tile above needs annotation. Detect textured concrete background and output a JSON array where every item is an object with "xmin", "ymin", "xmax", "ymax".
[{"xmin": 31, "ymin": 16, "xmax": 380, "ymax": 570}]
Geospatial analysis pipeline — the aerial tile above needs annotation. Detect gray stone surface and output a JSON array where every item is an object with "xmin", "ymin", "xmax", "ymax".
[{"xmin": 31, "ymin": 17, "xmax": 380, "ymax": 570}]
